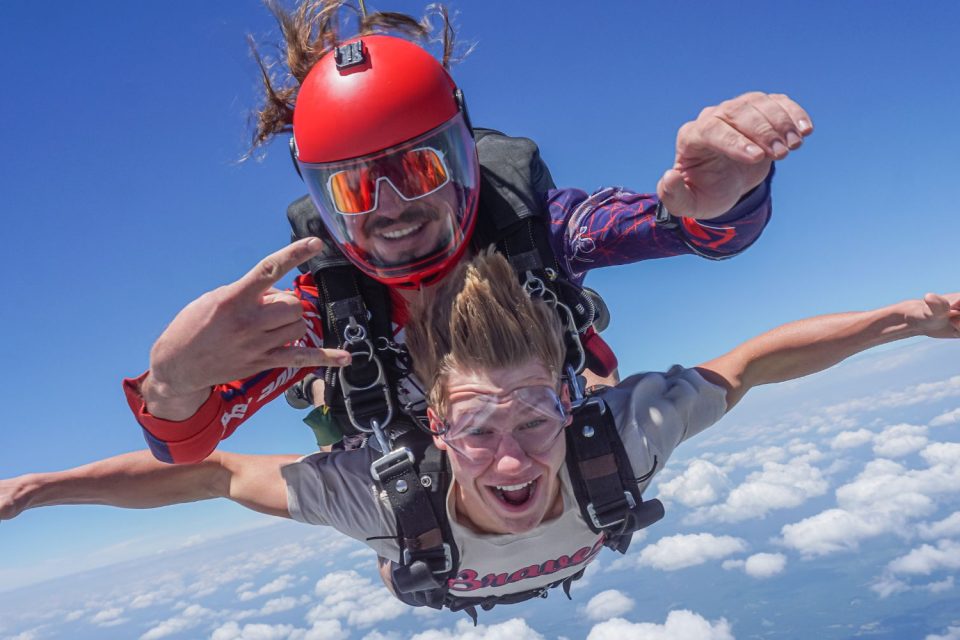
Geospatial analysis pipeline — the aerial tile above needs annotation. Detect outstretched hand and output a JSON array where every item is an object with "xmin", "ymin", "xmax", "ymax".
[
  {"xmin": 909, "ymin": 293, "xmax": 960, "ymax": 339},
  {"xmin": 658, "ymin": 92, "xmax": 813, "ymax": 219},
  {"xmin": 144, "ymin": 239, "xmax": 352, "ymax": 414}
]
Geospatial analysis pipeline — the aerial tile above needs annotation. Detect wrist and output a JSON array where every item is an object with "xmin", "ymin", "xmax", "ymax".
[
  {"xmin": 13, "ymin": 473, "xmax": 44, "ymax": 512},
  {"xmin": 140, "ymin": 372, "xmax": 212, "ymax": 421},
  {"xmin": 898, "ymin": 298, "xmax": 933, "ymax": 339}
]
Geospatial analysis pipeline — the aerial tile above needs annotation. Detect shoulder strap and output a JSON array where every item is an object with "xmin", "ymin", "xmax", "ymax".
[
  {"xmin": 374, "ymin": 437, "xmax": 458, "ymax": 608},
  {"xmin": 565, "ymin": 396, "xmax": 665, "ymax": 554},
  {"xmin": 286, "ymin": 197, "xmax": 407, "ymax": 443}
]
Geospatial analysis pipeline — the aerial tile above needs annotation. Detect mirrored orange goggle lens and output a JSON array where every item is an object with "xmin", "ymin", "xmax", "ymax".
[{"xmin": 328, "ymin": 149, "xmax": 449, "ymax": 214}]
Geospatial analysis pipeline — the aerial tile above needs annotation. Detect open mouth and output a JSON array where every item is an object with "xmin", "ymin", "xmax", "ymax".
[{"xmin": 488, "ymin": 478, "xmax": 539, "ymax": 510}]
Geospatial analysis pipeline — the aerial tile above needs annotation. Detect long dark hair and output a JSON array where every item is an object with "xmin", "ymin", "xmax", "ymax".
[{"xmin": 249, "ymin": 0, "xmax": 459, "ymax": 154}]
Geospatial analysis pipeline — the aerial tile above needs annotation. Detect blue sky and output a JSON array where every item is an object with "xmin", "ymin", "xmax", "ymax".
[{"xmin": 1, "ymin": 0, "xmax": 959, "ymax": 637}]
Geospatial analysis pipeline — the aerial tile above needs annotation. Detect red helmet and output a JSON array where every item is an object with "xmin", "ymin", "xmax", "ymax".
[{"xmin": 293, "ymin": 35, "xmax": 479, "ymax": 288}]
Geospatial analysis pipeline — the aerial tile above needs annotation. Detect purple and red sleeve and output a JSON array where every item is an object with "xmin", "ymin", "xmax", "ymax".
[
  {"xmin": 548, "ymin": 167, "xmax": 774, "ymax": 284},
  {"xmin": 122, "ymin": 274, "xmax": 325, "ymax": 464}
]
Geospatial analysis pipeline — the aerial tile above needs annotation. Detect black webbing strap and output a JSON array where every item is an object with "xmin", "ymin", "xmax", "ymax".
[
  {"xmin": 314, "ymin": 265, "xmax": 400, "ymax": 437},
  {"xmin": 378, "ymin": 441, "xmax": 457, "ymax": 601},
  {"xmin": 375, "ymin": 450, "xmax": 449, "ymax": 593},
  {"xmin": 566, "ymin": 397, "xmax": 665, "ymax": 554}
]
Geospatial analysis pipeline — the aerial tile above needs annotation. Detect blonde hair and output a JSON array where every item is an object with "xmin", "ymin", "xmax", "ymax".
[{"xmin": 405, "ymin": 251, "xmax": 565, "ymax": 416}]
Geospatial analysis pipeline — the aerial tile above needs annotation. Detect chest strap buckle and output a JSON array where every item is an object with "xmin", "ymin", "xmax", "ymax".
[{"xmin": 586, "ymin": 491, "xmax": 636, "ymax": 530}]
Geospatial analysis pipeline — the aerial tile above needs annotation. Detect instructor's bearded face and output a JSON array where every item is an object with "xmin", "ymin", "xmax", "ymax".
[{"xmin": 345, "ymin": 183, "xmax": 458, "ymax": 267}]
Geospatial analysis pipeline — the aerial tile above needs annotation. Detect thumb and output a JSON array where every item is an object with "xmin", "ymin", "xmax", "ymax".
[
  {"xmin": 923, "ymin": 292, "xmax": 950, "ymax": 317},
  {"xmin": 657, "ymin": 168, "xmax": 697, "ymax": 218}
]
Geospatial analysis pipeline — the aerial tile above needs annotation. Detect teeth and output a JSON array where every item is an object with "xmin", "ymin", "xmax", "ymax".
[
  {"xmin": 495, "ymin": 481, "xmax": 533, "ymax": 492},
  {"xmin": 380, "ymin": 224, "xmax": 421, "ymax": 239}
]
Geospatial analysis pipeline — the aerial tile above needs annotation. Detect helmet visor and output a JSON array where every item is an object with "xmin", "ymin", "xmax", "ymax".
[{"xmin": 298, "ymin": 113, "xmax": 479, "ymax": 284}]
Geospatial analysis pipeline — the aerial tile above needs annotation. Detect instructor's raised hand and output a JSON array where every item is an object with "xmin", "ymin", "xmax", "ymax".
[
  {"xmin": 658, "ymin": 92, "xmax": 813, "ymax": 220},
  {"xmin": 141, "ymin": 239, "xmax": 352, "ymax": 420}
]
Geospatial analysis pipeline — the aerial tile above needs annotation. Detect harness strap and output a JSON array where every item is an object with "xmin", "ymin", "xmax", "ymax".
[
  {"xmin": 566, "ymin": 396, "xmax": 665, "ymax": 554},
  {"xmin": 377, "ymin": 439, "xmax": 458, "ymax": 601},
  {"xmin": 314, "ymin": 265, "xmax": 402, "ymax": 441}
]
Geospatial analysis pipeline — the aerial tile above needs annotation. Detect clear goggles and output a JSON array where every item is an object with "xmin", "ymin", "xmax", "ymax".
[
  {"xmin": 434, "ymin": 385, "xmax": 569, "ymax": 464},
  {"xmin": 296, "ymin": 113, "xmax": 479, "ymax": 283}
]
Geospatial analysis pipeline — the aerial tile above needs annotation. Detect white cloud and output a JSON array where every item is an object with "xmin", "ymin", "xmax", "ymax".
[
  {"xmin": 91, "ymin": 607, "xmax": 124, "ymax": 625},
  {"xmin": 927, "ymin": 625, "xmax": 960, "ymax": 640},
  {"xmin": 239, "ymin": 574, "xmax": 298, "ymax": 602},
  {"xmin": 297, "ymin": 620, "xmax": 350, "ymax": 640},
  {"xmin": 211, "ymin": 621, "xmax": 297, "ymax": 640},
  {"xmin": 830, "ymin": 428, "xmax": 874, "ymax": 450},
  {"xmin": 823, "ymin": 375, "xmax": 960, "ymax": 417},
  {"xmin": 584, "ymin": 589, "xmax": 635, "ymax": 621},
  {"xmin": 923, "ymin": 576, "xmax": 955, "ymax": 593},
  {"xmin": 743, "ymin": 553, "xmax": 787, "ymax": 578},
  {"xmin": 687, "ymin": 460, "xmax": 828, "ymax": 524},
  {"xmin": 780, "ymin": 508, "xmax": 889, "ymax": 557},
  {"xmin": 707, "ymin": 446, "xmax": 785, "ymax": 471},
  {"xmin": 586, "ymin": 610, "xmax": 734, "ymax": 640},
  {"xmin": 887, "ymin": 539, "xmax": 960, "ymax": 575},
  {"xmin": 637, "ymin": 534, "xmax": 747, "ymax": 571},
  {"xmin": 658, "ymin": 460, "xmax": 729, "ymax": 507},
  {"xmin": 129, "ymin": 590, "xmax": 172, "ymax": 610},
  {"xmin": 930, "ymin": 407, "xmax": 960, "ymax": 427},
  {"xmin": 306, "ymin": 570, "xmax": 407, "ymax": 629},
  {"xmin": 360, "ymin": 632, "xmax": 403, "ymax": 640},
  {"xmin": 870, "ymin": 575, "xmax": 910, "ymax": 599},
  {"xmin": 779, "ymin": 445, "xmax": 960, "ymax": 557},
  {"xmin": 918, "ymin": 512, "xmax": 960, "ymax": 539},
  {"xmin": 139, "ymin": 604, "xmax": 215, "ymax": 640},
  {"xmin": 409, "ymin": 618, "xmax": 545, "ymax": 640},
  {"xmin": 872, "ymin": 424, "xmax": 929, "ymax": 458},
  {"xmin": 258, "ymin": 596, "xmax": 302, "ymax": 615}
]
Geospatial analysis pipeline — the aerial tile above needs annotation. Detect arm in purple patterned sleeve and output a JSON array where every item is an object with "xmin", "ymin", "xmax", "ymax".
[{"xmin": 548, "ymin": 167, "xmax": 774, "ymax": 284}]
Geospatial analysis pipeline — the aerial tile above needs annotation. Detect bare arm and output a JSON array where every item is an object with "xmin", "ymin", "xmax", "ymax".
[
  {"xmin": 0, "ymin": 450, "xmax": 298, "ymax": 521},
  {"xmin": 697, "ymin": 293, "xmax": 960, "ymax": 410}
]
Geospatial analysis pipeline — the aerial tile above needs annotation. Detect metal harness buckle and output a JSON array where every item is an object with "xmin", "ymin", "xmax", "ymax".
[
  {"xmin": 370, "ymin": 447, "xmax": 415, "ymax": 482},
  {"xmin": 586, "ymin": 491, "xmax": 637, "ymax": 530},
  {"xmin": 403, "ymin": 543, "xmax": 454, "ymax": 575}
]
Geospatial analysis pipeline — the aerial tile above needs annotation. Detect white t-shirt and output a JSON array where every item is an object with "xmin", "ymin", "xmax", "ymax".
[{"xmin": 282, "ymin": 365, "xmax": 727, "ymax": 601}]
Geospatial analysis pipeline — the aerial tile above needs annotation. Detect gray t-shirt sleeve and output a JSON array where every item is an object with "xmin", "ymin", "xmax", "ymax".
[
  {"xmin": 605, "ymin": 365, "xmax": 728, "ymax": 488},
  {"xmin": 281, "ymin": 448, "xmax": 401, "ymax": 559}
]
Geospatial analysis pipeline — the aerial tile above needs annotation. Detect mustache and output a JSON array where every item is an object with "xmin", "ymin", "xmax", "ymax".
[{"xmin": 364, "ymin": 205, "xmax": 441, "ymax": 234}]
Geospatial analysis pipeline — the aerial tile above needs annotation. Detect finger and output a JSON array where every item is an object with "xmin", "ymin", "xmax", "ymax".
[
  {"xmin": 745, "ymin": 94, "xmax": 804, "ymax": 150},
  {"xmin": 259, "ymin": 294, "xmax": 306, "ymax": 330},
  {"xmin": 261, "ymin": 346, "xmax": 353, "ymax": 370},
  {"xmin": 685, "ymin": 116, "xmax": 768, "ymax": 165},
  {"xmin": 768, "ymin": 94, "xmax": 814, "ymax": 135},
  {"xmin": 231, "ymin": 238, "xmax": 324, "ymax": 298},
  {"xmin": 714, "ymin": 96, "xmax": 790, "ymax": 160},
  {"xmin": 262, "ymin": 287, "xmax": 285, "ymax": 298},
  {"xmin": 263, "ymin": 318, "xmax": 311, "ymax": 349},
  {"xmin": 924, "ymin": 292, "xmax": 950, "ymax": 315}
]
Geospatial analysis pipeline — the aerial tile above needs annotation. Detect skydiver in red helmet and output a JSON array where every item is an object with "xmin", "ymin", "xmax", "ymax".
[{"xmin": 123, "ymin": 2, "xmax": 814, "ymax": 463}]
